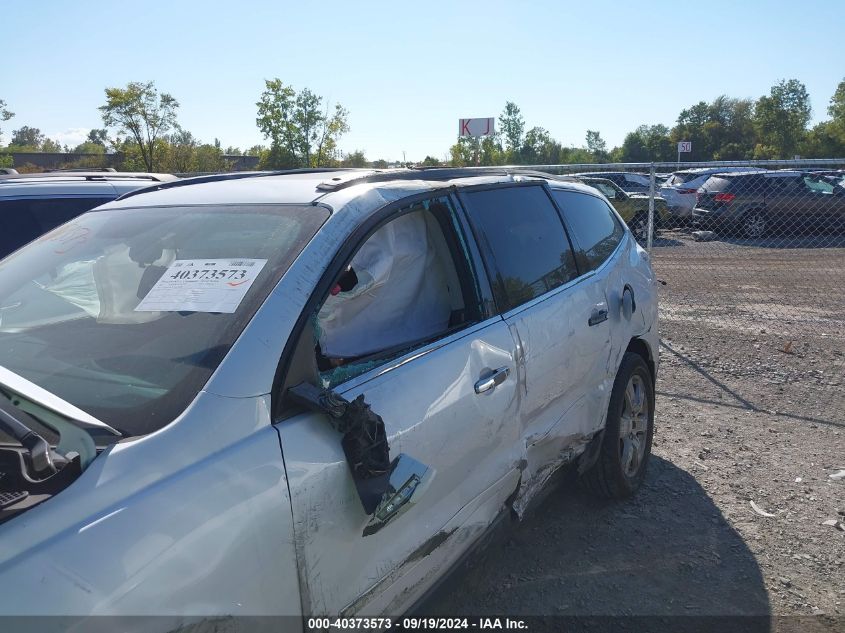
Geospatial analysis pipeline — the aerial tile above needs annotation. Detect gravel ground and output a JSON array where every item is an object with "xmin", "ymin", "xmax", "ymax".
[{"xmin": 421, "ymin": 231, "xmax": 845, "ymax": 631}]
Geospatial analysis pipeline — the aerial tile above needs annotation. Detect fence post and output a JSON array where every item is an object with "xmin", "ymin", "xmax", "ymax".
[{"xmin": 647, "ymin": 162, "xmax": 656, "ymax": 252}]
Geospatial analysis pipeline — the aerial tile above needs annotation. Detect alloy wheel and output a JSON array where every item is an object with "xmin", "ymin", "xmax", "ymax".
[{"xmin": 619, "ymin": 374, "xmax": 648, "ymax": 477}]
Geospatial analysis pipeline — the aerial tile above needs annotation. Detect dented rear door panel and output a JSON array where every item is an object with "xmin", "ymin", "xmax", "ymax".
[{"xmin": 503, "ymin": 275, "xmax": 611, "ymax": 516}]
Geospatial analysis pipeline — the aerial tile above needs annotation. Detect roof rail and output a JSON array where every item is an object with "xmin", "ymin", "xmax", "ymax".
[
  {"xmin": 115, "ymin": 166, "xmax": 574, "ymax": 201},
  {"xmin": 0, "ymin": 171, "xmax": 175, "ymax": 183},
  {"xmin": 114, "ymin": 167, "xmax": 357, "ymax": 201},
  {"xmin": 43, "ymin": 167, "xmax": 118, "ymax": 173},
  {"xmin": 314, "ymin": 166, "xmax": 574, "ymax": 192}
]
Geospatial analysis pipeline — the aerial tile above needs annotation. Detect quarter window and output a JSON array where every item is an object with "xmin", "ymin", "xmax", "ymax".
[
  {"xmin": 551, "ymin": 190, "xmax": 625, "ymax": 272},
  {"xmin": 463, "ymin": 186, "xmax": 578, "ymax": 312}
]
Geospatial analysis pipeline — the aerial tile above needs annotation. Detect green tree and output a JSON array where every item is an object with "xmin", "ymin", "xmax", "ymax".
[
  {"xmin": 86, "ymin": 128, "xmax": 109, "ymax": 148},
  {"xmin": 824, "ymin": 77, "xmax": 845, "ymax": 148},
  {"xmin": 99, "ymin": 81, "xmax": 180, "ymax": 171},
  {"xmin": 585, "ymin": 130, "xmax": 607, "ymax": 161},
  {"xmin": 449, "ymin": 134, "xmax": 504, "ymax": 166},
  {"xmin": 800, "ymin": 121, "xmax": 845, "ymax": 158},
  {"xmin": 828, "ymin": 77, "xmax": 845, "ymax": 123},
  {"xmin": 315, "ymin": 102, "xmax": 350, "ymax": 167},
  {"xmin": 41, "ymin": 138, "xmax": 65, "ymax": 153},
  {"xmin": 0, "ymin": 99, "xmax": 13, "ymax": 143},
  {"xmin": 753, "ymin": 79, "xmax": 811, "ymax": 158},
  {"xmin": 799, "ymin": 78, "xmax": 845, "ymax": 157},
  {"xmin": 164, "ymin": 127, "xmax": 199, "ymax": 173},
  {"xmin": 372, "ymin": 159, "xmax": 389, "ymax": 169},
  {"xmin": 498, "ymin": 101, "xmax": 524, "ymax": 161},
  {"xmin": 342, "ymin": 150, "xmax": 368, "ymax": 167},
  {"xmin": 671, "ymin": 96, "xmax": 755, "ymax": 160},
  {"xmin": 618, "ymin": 124, "xmax": 674, "ymax": 162},
  {"xmin": 256, "ymin": 79, "xmax": 349, "ymax": 168},
  {"xmin": 194, "ymin": 138, "xmax": 227, "ymax": 172},
  {"xmin": 419, "ymin": 155, "xmax": 441, "ymax": 167},
  {"xmin": 10, "ymin": 126, "xmax": 45, "ymax": 149},
  {"xmin": 449, "ymin": 136, "xmax": 479, "ymax": 166},
  {"xmin": 113, "ymin": 136, "xmax": 150, "ymax": 171},
  {"xmin": 521, "ymin": 127, "xmax": 561, "ymax": 164}
]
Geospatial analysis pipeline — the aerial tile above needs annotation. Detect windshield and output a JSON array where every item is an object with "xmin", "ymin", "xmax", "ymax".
[
  {"xmin": 586, "ymin": 181, "xmax": 618, "ymax": 198},
  {"xmin": 0, "ymin": 204, "xmax": 327, "ymax": 437}
]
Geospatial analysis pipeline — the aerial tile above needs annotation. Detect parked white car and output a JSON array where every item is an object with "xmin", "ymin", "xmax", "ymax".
[
  {"xmin": 659, "ymin": 167, "xmax": 765, "ymax": 221},
  {"xmin": 0, "ymin": 168, "xmax": 659, "ymax": 626}
]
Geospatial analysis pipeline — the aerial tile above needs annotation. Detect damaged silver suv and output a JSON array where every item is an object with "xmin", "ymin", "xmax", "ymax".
[{"xmin": 0, "ymin": 168, "xmax": 659, "ymax": 622}]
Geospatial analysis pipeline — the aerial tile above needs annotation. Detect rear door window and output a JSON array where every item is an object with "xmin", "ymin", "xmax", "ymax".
[
  {"xmin": 462, "ymin": 185, "xmax": 578, "ymax": 313},
  {"xmin": 551, "ymin": 190, "xmax": 625, "ymax": 272},
  {"xmin": 700, "ymin": 176, "xmax": 732, "ymax": 192},
  {"xmin": 29, "ymin": 197, "xmax": 114, "ymax": 231},
  {"xmin": 803, "ymin": 176, "xmax": 834, "ymax": 194},
  {"xmin": 0, "ymin": 197, "xmax": 113, "ymax": 258},
  {"xmin": 668, "ymin": 172, "xmax": 701, "ymax": 186}
]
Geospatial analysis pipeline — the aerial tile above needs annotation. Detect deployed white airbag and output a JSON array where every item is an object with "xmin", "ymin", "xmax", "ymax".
[{"xmin": 317, "ymin": 210, "xmax": 453, "ymax": 358}]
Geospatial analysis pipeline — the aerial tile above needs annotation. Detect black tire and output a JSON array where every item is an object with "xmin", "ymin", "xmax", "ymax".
[
  {"xmin": 579, "ymin": 352, "xmax": 655, "ymax": 499},
  {"xmin": 630, "ymin": 213, "xmax": 649, "ymax": 244},
  {"xmin": 741, "ymin": 210, "xmax": 768, "ymax": 239}
]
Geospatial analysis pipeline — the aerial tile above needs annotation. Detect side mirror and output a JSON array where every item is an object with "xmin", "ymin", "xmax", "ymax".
[
  {"xmin": 364, "ymin": 453, "xmax": 435, "ymax": 536},
  {"xmin": 287, "ymin": 382, "xmax": 436, "ymax": 533}
]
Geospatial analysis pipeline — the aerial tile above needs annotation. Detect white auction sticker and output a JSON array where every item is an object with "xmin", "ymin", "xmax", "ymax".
[{"xmin": 135, "ymin": 259, "xmax": 268, "ymax": 314}]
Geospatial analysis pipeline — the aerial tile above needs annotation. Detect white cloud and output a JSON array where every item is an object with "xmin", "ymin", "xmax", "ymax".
[{"xmin": 51, "ymin": 127, "xmax": 90, "ymax": 148}]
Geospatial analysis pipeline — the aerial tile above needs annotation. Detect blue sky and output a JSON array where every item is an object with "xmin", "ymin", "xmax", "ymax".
[{"xmin": 2, "ymin": 0, "xmax": 843, "ymax": 162}]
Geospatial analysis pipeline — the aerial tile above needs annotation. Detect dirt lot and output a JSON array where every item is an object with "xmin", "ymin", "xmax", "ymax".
[{"xmin": 422, "ymin": 232, "xmax": 845, "ymax": 630}]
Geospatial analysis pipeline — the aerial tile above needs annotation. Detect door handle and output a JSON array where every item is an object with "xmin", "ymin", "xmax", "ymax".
[
  {"xmin": 474, "ymin": 366, "xmax": 510, "ymax": 394},
  {"xmin": 622, "ymin": 284, "xmax": 636, "ymax": 320},
  {"xmin": 589, "ymin": 308, "xmax": 609, "ymax": 326}
]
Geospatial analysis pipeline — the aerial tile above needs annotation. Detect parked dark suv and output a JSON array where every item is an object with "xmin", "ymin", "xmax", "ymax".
[
  {"xmin": 692, "ymin": 170, "xmax": 845, "ymax": 238},
  {"xmin": 0, "ymin": 170, "xmax": 176, "ymax": 259}
]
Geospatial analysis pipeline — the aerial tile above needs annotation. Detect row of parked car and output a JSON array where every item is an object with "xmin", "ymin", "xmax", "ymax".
[
  {"xmin": 3, "ymin": 165, "xmax": 844, "ymax": 262},
  {"xmin": 572, "ymin": 168, "xmax": 845, "ymax": 238}
]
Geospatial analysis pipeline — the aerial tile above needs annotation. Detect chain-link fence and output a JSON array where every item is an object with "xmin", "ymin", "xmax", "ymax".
[{"xmin": 531, "ymin": 159, "xmax": 845, "ymax": 426}]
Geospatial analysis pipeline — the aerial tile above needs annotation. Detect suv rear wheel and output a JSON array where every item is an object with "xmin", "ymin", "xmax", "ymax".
[
  {"xmin": 742, "ymin": 210, "xmax": 768, "ymax": 239},
  {"xmin": 631, "ymin": 212, "xmax": 649, "ymax": 244},
  {"xmin": 580, "ymin": 352, "xmax": 654, "ymax": 499}
]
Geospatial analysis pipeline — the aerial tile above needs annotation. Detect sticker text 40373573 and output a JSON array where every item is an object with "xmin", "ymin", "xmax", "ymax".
[{"xmin": 135, "ymin": 258, "xmax": 268, "ymax": 314}]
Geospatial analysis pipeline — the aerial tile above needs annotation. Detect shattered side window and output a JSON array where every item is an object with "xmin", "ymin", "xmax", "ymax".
[{"xmin": 315, "ymin": 196, "xmax": 476, "ymax": 388}]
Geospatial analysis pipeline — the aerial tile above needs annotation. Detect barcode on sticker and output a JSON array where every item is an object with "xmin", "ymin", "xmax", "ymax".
[{"xmin": 228, "ymin": 260, "xmax": 255, "ymax": 267}]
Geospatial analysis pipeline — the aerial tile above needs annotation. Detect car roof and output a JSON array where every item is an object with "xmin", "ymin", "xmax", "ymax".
[
  {"xmin": 572, "ymin": 175, "xmax": 620, "ymax": 186},
  {"xmin": 571, "ymin": 171, "xmax": 644, "ymax": 177},
  {"xmin": 671, "ymin": 166, "xmax": 764, "ymax": 176},
  {"xmin": 98, "ymin": 168, "xmax": 601, "ymax": 212},
  {"xmin": 711, "ymin": 170, "xmax": 803, "ymax": 178},
  {"xmin": 0, "ymin": 171, "xmax": 175, "ymax": 183},
  {"xmin": 0, "ymin": 173, "xmax": 177, "ymax": 200}
]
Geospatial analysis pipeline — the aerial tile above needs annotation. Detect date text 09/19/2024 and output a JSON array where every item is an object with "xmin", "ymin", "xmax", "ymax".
[{"xmin": 306, "ymin": 617, "xmax": 529, "ymax": 630}]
